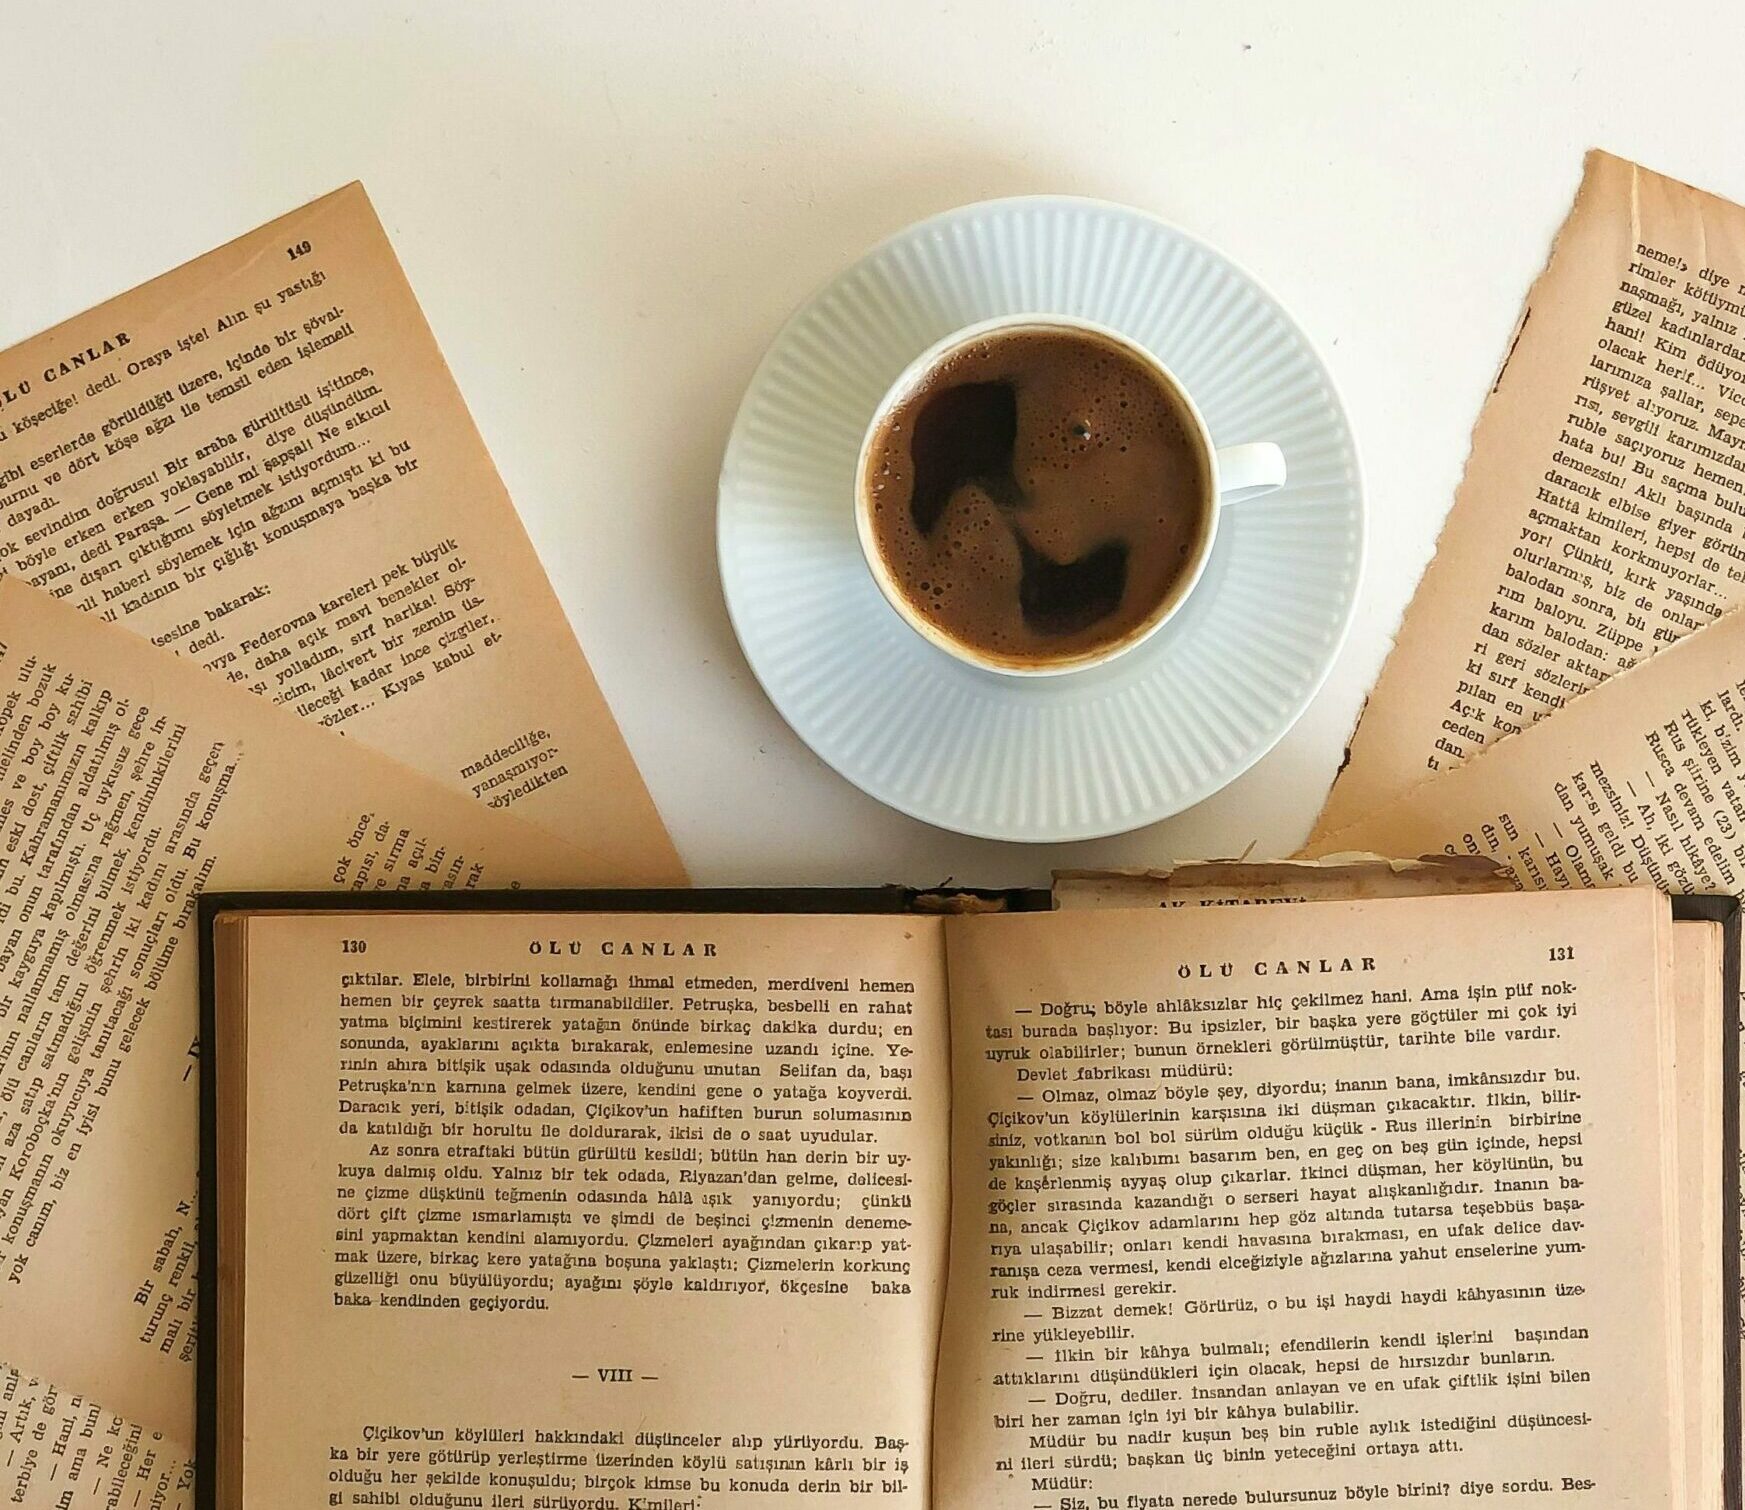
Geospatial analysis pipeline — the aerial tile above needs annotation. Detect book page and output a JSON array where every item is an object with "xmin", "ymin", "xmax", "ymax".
[
  {"xmin": 0, "ymin": 579, "xmax": 599, "ymax": 1454},
  {"xmin": 935, "ymin": 890, "xmax": 1679, "ymax": 1507},
  {"xmin": 1306, "ymin": 601, "xmax": 1745, "ymax": 894},
  {"xmin": 1056, "ymin": 865, "xmax": 1730, "ymax": 1503},
  {"xmin": 232, "ymin": 910, "xmax": 948, "ymax": 1510},
  {"xmin": 0, "ymin": 183, "xmax": 680, "ymax": 882},
  {"xmin": 0, "ymin": 1364, "xmax": 193, "ymax": 1510},
  {"xmin": 1318, "ymin": 151, "xmax": 1745, "ymax": 839}
]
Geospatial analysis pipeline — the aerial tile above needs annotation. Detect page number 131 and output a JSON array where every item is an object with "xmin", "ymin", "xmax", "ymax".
[{"xmin": 1548, "ymin": 945, "xmax": 1574, "ymax": 962}]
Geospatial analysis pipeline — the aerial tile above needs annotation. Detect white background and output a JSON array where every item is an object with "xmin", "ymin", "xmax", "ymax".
[{"xmin": 5, "ymin": 0, "xmax": 1744, "ymax": 887}]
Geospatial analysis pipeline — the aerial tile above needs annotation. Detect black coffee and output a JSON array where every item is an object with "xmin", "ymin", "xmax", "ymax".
[{"xmin": 864, "ymin": 325, "xmax": 1210, "ymax": 666}]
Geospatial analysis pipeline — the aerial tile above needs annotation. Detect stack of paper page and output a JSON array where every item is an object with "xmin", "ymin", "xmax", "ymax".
[{"xmin": 0, "ymin": 187, "xmax": 685, "ymax": 1506}]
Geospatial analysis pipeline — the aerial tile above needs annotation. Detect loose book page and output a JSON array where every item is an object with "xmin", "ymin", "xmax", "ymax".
[
  {"xmin": 935, "ymin": 890, "xmax": 1679, "ymax": 1507},
  {"xmin": 0, "ymin": 1365, "xmax": 193, "ymax": 1510},
  {"xmin": 1306, "ymin": 600, "xmax": 1745, "ymax": 894},
  {"xmin": 1318, "ymin": 151, "xmax": 1745, "ymax": 839},
  {"xmin": 233, "ymin": 911, "xmax": 948, "ymax": 1510},
  {"xmin": 0, "ymin": 578, "xmax": 596, "ymax": 1456},
  {"xmin": 0, "ymin": 183, "xmax": 681, "ymax": 882}
]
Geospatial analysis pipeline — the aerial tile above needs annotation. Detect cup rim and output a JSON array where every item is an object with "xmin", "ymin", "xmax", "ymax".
[{"xmin": 853, "ymin": 312, "xmax": 1222, "ymax": 678}]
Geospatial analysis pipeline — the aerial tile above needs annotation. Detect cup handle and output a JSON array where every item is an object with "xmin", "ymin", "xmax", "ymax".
[{"xmin": 1215, "ymin": 442, "xmax": 1287, "ymax": 506}]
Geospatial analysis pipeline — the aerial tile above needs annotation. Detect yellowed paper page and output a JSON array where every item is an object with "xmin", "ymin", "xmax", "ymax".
[
  {"xmin": 0, "ymin": 1364, "xmax": 192, "ymax": 1510},
  {"xmin": 233, "ymin": 910, "xmax": 947, "ymax": 1510},
  {"xmin": 1318, "ymin": 150, "xmax": 1745, "ymax": 839},
  {"xmin": 935, "ymin": 890, "xmax": 1678, "ymax": 1507},
  {"xmin": 1056, "ymin": 864, "xmax": 1725, "ymax": 1503},
  {"xmin": 0, "ymin": 183, "xmax": 680, "ymax": 881},
  {"xmin": 1307, "ymin": 601, "xmax": 1745, "ymax": 893},
  {"xmin": 0, "ymin": 579, "xmax": 599, "ymax": 1451}
]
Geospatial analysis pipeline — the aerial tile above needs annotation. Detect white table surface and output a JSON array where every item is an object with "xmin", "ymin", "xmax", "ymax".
[{"xmin": 6, "ymin": 0, "xmax": 1744, "ymax": 888}]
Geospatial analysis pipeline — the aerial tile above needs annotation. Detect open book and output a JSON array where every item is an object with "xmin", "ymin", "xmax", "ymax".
[{"xmin": 200, "ymin": 886, "xmax": 1737, "ymax": 1509}]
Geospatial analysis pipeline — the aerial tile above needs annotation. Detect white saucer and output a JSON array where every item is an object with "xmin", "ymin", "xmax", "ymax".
[{"xmin": 718, "ymin": 196, "xmax": 1364, "ymax": 842}]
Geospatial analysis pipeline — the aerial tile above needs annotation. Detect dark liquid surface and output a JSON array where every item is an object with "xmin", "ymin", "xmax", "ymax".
[{"xmin": 865, "ymin": 325, "xmax": 1210, "ymax": 665}]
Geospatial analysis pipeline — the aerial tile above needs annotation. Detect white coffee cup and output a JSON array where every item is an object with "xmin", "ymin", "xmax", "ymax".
[{"xmin": 854, "ymin": 314, "xmax": 1286, "ymax": 676}]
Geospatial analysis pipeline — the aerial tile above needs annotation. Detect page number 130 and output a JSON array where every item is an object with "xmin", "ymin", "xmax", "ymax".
[{"xmin": 341, "ymin": 939, "xmax": 367, "ymax": 954}]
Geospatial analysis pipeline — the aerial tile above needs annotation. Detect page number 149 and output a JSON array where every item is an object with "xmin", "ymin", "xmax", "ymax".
[{"xmin": 288, "ymin": 240, "xmax": 312, "ymax": 260}]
